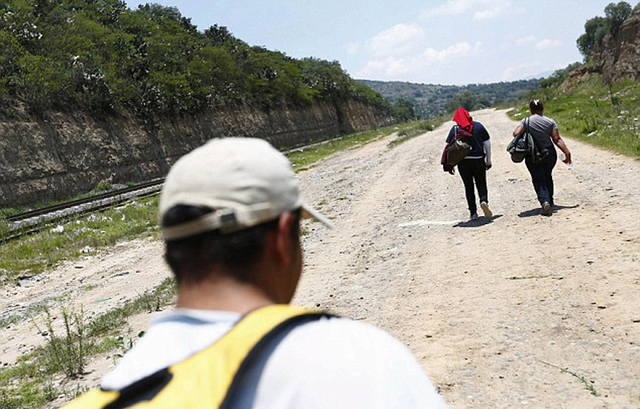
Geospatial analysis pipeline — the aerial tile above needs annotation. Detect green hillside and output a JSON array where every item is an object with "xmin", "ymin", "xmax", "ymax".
[
  {"xmin": 0, "ymin": 0, "xmax": 387, "ymax": 116},
  {"xmin": 358, "ymin": 79, "xmax": 540, "ymax": 118},
  {"xmin": 509, "ymin": 1, "xmax": 640, "ymax": 157}
]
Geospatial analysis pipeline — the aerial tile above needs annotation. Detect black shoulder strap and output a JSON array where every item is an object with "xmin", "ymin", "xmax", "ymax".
[
  {"xmin": 100, "ymin": 310, "xmax": 334, "ymax": 409},
  {"xmin": 220, "ymin": 312, "xmax": 334, "ymax": 409}
]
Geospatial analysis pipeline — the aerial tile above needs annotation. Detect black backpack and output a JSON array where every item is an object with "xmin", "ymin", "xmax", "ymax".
[{"xmin": 507, "ymin": 118, "xmax": 549, "ymax": 163}]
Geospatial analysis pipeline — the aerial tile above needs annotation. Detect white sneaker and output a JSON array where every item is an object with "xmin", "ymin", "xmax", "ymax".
[{"xmin": 480, "ymin": 202, "xmax": 493, "ymax": 218}]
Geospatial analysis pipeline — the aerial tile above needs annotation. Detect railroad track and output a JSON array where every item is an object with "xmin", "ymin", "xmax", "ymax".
[
  {"xmin": 2, "ymin": 179, "xmax": 164, "ymax": 242},
  {"xmin": 1, "ymin": 131, "xmax": 383, "ymax": 243},
  {"xmin": 6, "ymin": 179, "xmax": 164, "ymax": 223}
]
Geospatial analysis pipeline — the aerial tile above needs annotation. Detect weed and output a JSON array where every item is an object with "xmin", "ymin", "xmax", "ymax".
[
  {"xmin": 93, "ymin": 180, "xmax": 113, "ymax": 193},
  {"xmin": 0, "ymin": 219, "xmax": 11, "ymax": 238},
  {"xmin": 388, "ymin": 119, "xmax": 442, "ymax": 148},
  {"xmin": 0, "ymin": 279, "xmax": 176, "ymax": 407},
  {"xmin": 0, "ymin": 196, "xmax": 160, "ymax": 282},
  {"xmin": 581, "ymin": 117, "xmax": 598, "ymax": 134},
  {"xmin": 0, "ymin": 298, "xmax": 61, "ymax": 329},
  {"xmin": 87, "ymin": 278, "xmax": 176, "ymax": 337},
  {"xmin": 287, "ymin": 121, "xmax": 430, "ymax": 170},
  {"xmin": 42, "ymin": 383, "xmax": 58, "ymax": 402},
  {"xmin": 538, "ymin": 360, "xmax": 599, "ymax": 396},
  {"xmin": 287, "ymin": 130, "xmax": 385, "ymax": 170},
  {"xmin": 37, "ymin": 307, "xmax": 90, "ymax": 378},
  {"xmin": 0, "ymin": 392, "xmax": 19, "ymax": 409}
]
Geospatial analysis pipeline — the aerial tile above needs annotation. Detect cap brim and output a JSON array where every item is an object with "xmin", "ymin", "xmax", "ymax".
[{"xmin": 301, "ymin": 204, "xmax": 333, "ymax": 229}]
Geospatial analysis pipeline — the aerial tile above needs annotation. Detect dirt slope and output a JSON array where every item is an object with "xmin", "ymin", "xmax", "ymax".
[{"xmin": 1, "ymin": 109, "xmax": 639, "ymax": 408}]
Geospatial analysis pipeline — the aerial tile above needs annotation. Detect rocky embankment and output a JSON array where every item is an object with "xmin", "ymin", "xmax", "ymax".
[
  {"xmin": 593, "ymin": 6, "xmax": 640, "ymax": 83},
  {"xmin": 0, "ymin": 98, "xmax": 395, "ymax": 206}
]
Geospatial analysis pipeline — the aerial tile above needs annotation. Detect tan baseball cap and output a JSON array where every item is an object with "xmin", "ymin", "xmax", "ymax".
[{"xmin": 159, "ymin": 137, "xmax": 332, "ymax": 240}]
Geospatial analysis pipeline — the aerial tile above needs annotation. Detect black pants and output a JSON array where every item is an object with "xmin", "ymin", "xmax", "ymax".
[
  {"xmin": 458, "ymin": 158, "xmax": 488, "ymax": 215},
  {"xmin": 525, "ymin": 149, "xmax": 557, "ymax": 206}
]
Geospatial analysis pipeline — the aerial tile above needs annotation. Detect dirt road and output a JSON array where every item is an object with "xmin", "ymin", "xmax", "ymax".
[
  {"xmin": 2, "ymin": 109, "xmax": 639, "ymax": 408},
  {"xmin": 294, "ymin": 109, "xmax": 640, "ymax": 409}
]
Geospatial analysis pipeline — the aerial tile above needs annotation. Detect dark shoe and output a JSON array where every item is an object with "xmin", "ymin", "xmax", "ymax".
[
  {"xmin": 541, "ymin": 202, "xmax": 551, "ymax": 216},
  {"xmin": 470, "ymin": 213, "xmax": 479, "ymax": 220},
  {"xmin": 480, "ymin": 202, "xmax": 493, "ymax": 218}
]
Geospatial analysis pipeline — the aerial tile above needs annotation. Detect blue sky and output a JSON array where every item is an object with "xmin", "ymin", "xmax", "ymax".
[{"xmin": 124, "ymin": 0, "xmax": 616, "ymax": 85}]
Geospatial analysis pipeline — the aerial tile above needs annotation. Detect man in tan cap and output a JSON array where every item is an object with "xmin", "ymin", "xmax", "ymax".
[{"xmin": 64, "ymin": 137, "xmax": 448, "ymax": 409}]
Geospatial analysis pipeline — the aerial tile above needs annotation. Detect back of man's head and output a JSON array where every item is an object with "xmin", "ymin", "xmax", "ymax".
[{"xmin": 158, "ymin": 137, "xmax": 331, "ymax": 284}]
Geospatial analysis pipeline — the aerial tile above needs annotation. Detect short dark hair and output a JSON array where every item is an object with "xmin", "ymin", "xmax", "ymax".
[
  {"xmin": 530, "ymin": 99, "xmax": 544, "ymax": 112},
  {"xmin": 162, "ymin": 205, "xmax": 300, "ymax": 284}
]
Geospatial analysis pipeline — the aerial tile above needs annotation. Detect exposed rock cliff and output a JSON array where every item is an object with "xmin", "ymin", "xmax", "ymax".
[
  {"xmin": 592, "ymin": 7, "xmax": 640, "ymax": 83},
  {"xmin": 0, "ymin": 99, "xmax": 395, "ymax": 206}
]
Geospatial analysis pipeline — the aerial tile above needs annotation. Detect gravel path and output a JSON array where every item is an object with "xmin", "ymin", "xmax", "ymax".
[
  {"xmin": 294, "ymin": 108, "xmax": 640, "ymax": 409},
  {"xmin": 1, "ymin": 109, "xmax": 638, "ymax": 409}
]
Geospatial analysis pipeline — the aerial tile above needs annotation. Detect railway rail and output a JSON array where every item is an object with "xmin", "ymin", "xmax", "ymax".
[
  {"xmin": 0, "ymin": 130, "xmax": 388, "ymax": 243},
  {"xmin": 1, "ymin": 179, "xmax": 164, "ymax": 242}
]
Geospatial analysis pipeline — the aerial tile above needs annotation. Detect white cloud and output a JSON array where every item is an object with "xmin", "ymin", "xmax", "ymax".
[
  {"xmin": 422, "ymin": 0, "xmax": 513, "ymax": 21},
  {"xmin": 421, "ymin": 0, "xmax": 474, "ymax": 18},
  {"xmin": 357, "ymin": 57, "xmax": 414, "ymax": 78},
  {"xmin": 500, "ymin": 67, "xmax": 517, "ymax": 82},
  {"xmin": 474, "ymin": 7, "xmax": 501, "ymax": 20},
  {"xmin": 423, "ymin": 42, "xmax": 471, "ymax": 62},
  {"xmin": 473, "ymin": 42, "xmax": 487, "ymax": 53},
  {"xmin": 356, "ymin": 42, "xmax": 473, "ymax": 80},
  {"xmin": 535, "ymin": 38, "xmax": 563, "ymax": 50},
  {"xmin": 345, "ymin": 41, "xmax": 361, "ymax": 55},
  {"xmin": 366, "ymin": 24, "xmax": 426, "ymax": 58},
  {"xmin": 516, "ymin": 35, "xmax": 536, "ymax": 45},
  {"xmin": 500, "ymin": 62, "xmax": 542, "ymax": 81}
]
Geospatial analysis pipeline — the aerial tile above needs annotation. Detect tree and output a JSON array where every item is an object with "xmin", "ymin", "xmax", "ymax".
[
  {"xmin": 447, "ymin": 90, "xmax": 477, "ymax": 112},
  {"xmin": 577, "ymin": 16, "xmax": 608, "ymax": 58},
  {"xmin": 204, "ymin": 24, "xmax": 233, "ymax": 46},
  {"xmin": 0, "ymin": 31, "xmax": 25, "ymax": 94},
  {"xmin": 604, "ymin": 1, "xmax": 632, "ymax": 33},
  {"xmin": 392, "ymin": 98, "xmax": 416, "ymax": 121},
  {"xmin": 577, "ymin": 2, "xmax": 632, "ymax": 60},
  {"xmin": 0, "ymin": 0, "xmax": 386, "ymax": 115}
]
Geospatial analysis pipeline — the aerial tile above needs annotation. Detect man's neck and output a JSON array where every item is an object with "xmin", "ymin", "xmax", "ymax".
[{"xmin": 176, "ymin": 275, "xmax": 274, "ymax": 314}]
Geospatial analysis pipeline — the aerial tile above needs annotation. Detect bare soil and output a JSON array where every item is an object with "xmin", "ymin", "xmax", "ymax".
[{"xmin": 1, "ymin": 109, "xmax": 639, "ymax": 409}]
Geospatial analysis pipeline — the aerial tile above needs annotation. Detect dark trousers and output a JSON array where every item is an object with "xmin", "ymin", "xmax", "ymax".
[
  {"xmin": 525, "ymin": 149, "xmax": 557, "ymax": 205},
  {"xmin": 458, "ymin": 158, "xmax": 488, "ymax": 215}
]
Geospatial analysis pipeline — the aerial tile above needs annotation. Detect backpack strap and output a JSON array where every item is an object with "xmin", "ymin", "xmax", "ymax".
[{"xmin": 63, "ymin": 305, "xmax": 331, "ymax": 409}]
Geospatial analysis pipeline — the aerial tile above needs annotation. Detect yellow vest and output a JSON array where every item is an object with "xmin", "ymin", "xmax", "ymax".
[{"xmin": 62, "ymin": 304, "xmax": 328, "ymax": 409}]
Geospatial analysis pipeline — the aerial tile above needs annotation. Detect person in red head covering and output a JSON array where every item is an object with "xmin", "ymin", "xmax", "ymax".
[
  {"xmin": 452, "ymin": 107, "xmax": 474, "ymax": 133},
  {"xmin": 445, "ymin": 107, "xmax": 493, "ymax": 220}
]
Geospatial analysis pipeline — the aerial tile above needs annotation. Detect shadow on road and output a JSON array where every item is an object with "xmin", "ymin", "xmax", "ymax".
[
  {"xmin": 518, "ymin": 204, "xmax": 580, "ymax": 218},
  {"xmin": 454, "ymin": 214, "xmax": 503, "ymax": 228}
]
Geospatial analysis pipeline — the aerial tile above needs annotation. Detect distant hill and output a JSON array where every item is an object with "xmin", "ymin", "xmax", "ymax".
[
  {"xmin": 357, "ymin": 79, "xmax": 540, "ymax": 118},
  {"xmin": 524, "ymin": 70, "xmax": 556, "ymax": 80}
]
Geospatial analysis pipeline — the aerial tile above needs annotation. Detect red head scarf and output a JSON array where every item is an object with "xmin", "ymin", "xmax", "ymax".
[{"xmin": 453, "ymin": 107, "xmax": 473, "ymax": 132}]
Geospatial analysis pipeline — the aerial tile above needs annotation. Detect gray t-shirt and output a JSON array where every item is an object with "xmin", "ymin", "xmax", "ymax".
[{"xmin": 520, "ymin": 114, "xmax": 558, "ymax": 150}]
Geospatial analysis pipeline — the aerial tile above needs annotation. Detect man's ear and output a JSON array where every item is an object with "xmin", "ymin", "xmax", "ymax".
[{"xmin": 274, "ymin": 211, "xmax": 295, "ymax": 265}]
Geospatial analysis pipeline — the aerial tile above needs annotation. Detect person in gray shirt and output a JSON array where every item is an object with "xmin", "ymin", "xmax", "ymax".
[{"xmin": 512, "ymin": 100, "xmax": 572, "ymax": 216}]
